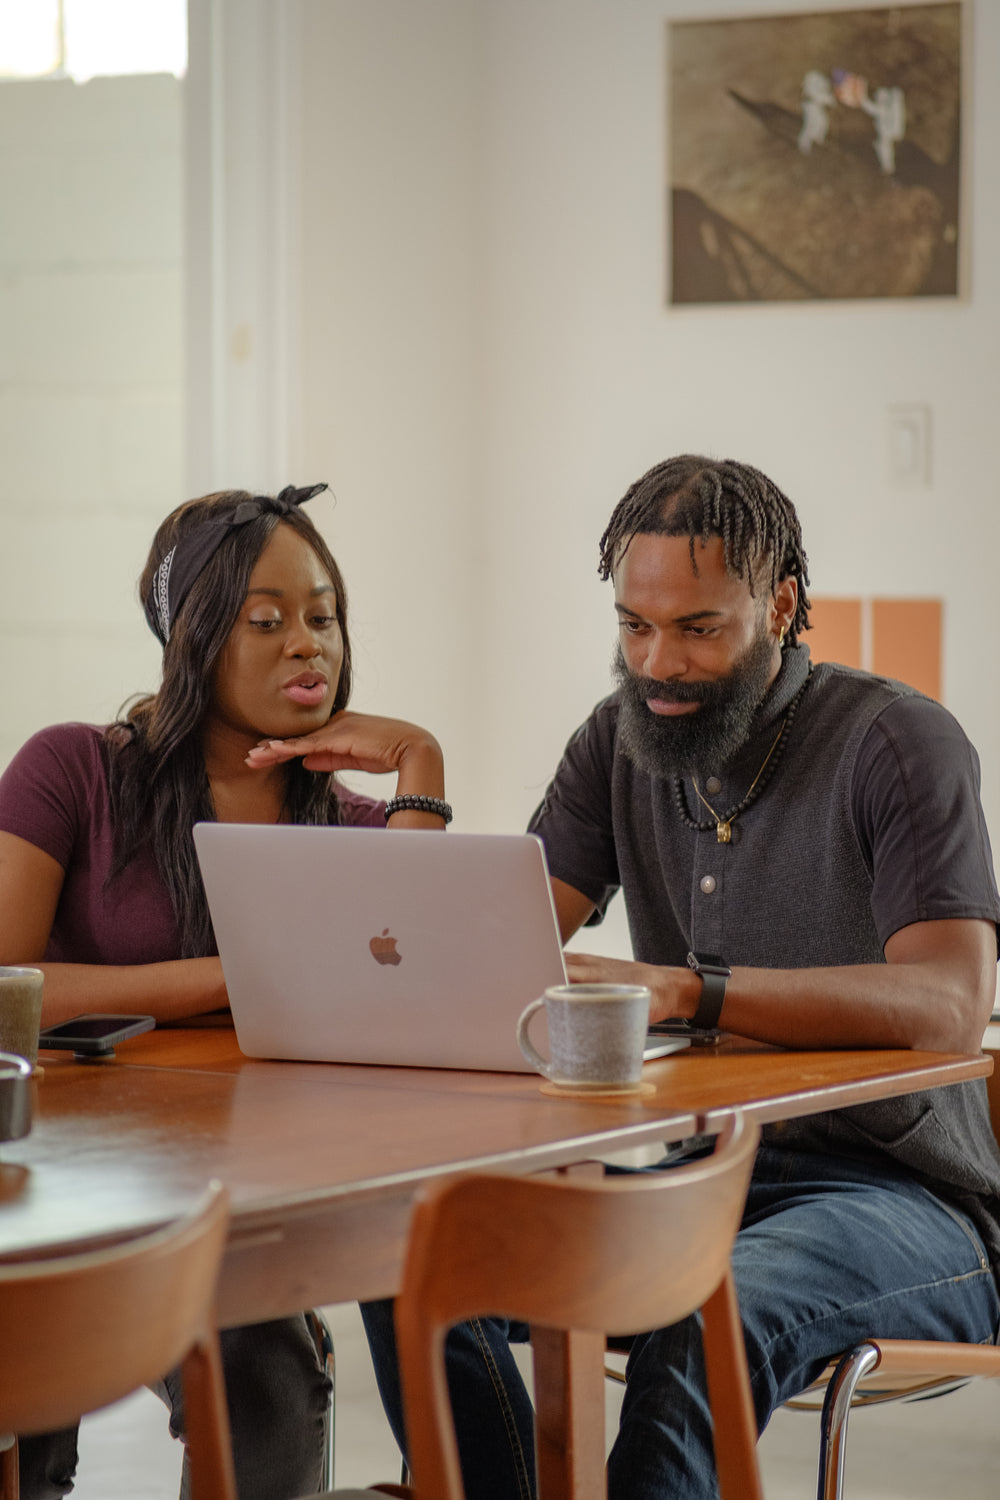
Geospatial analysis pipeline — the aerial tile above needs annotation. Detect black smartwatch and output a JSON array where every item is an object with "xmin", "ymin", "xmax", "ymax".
[{"xmin": 686, "ymin": 951, "xmax": 731, "ymax": 1031}]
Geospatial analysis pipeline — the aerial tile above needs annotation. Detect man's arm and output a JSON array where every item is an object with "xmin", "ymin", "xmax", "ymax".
[
  {"xmin": 549, "ymin": 686, "xmax": 998, "ymax": 1055},
  {"xmin": 564, "ymin": 915, "xmax": 997, "ymax": 1054},
  {"xmin": 551, "ymin": 878, "xmax": 597, "ymax": 942}
]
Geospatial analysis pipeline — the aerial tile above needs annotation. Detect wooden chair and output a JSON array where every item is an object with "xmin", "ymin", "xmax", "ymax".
[
  {"xmin": 391, "ymin": 1110, "xmax": 762, "ymax": 1500},
  {"xmin": 0, "ymin": 1119, "xmax": 759, "ymax": 1500},
  {"xmin": 783, "ymin": 1055, "xmax": 1000, "ymax": 1500},
  {"xmin": 0, "ymin": 1183, "xmax": 237, "ymax": 1500}
]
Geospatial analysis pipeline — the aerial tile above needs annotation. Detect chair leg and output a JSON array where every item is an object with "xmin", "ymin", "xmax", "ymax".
[
  {"xmin": 306, "ymin": 1309, "xmax": 337, "ymax": 1489},
  {"xmin": 531, "ymin": 1326, "xmax": 607, "ymax": 1500},
  {"xmin": 817, "ymin": 1344, "xmax": 881, "ymax": 1500},
  {"xmin": 180, "ymin": 1336, "xmax": 239, "ymax": 1500},
  {"xmin": 701, "ymin": 1271, "xmax": 763, "ymax": 1500}
]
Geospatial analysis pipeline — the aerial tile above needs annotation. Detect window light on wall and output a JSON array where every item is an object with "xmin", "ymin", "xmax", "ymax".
[{"xmin": 0, "ymin": 0, "xmax": 186, "ymax": 82}]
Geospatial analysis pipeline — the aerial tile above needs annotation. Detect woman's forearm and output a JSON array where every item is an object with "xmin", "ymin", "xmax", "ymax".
[{"xmin": 33, "ymin": 957, "xmax": 229, "ymax": 1027}]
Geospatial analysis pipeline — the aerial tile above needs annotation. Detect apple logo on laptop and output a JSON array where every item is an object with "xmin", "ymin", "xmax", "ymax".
[{"xmin": 369, "ymin": 928, "xmax": 402, "ymax": 966}]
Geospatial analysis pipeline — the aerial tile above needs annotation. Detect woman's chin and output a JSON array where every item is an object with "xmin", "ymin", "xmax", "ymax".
[{"xmin": 255, "ymin": 706, "xmax": 332, "ymax": 742}]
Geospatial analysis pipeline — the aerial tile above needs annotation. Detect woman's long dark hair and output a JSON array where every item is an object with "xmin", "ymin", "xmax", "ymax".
[{"xmin": 106, "ymin": 490, "xmax": 354, "ymax": 957}]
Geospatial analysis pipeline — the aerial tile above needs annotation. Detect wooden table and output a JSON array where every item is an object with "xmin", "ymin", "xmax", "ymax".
[{"xmin": 0, "ymin": 1026, "xmax": 990, "ymax": 1328}]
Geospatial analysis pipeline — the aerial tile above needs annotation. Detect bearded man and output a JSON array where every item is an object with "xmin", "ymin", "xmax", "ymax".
[{"xmin": 362, "ymin": 455, "xmax": 1000, "ymax": 1500}]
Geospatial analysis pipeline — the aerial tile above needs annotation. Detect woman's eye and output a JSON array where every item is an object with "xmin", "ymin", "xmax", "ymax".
[
  {"xmin": 311, "ymin": 615, "xmax": 338, "ymax": 629},
  {"xmin": 249, "ymin": 617, "xmax": 281, "ymax": 631}
]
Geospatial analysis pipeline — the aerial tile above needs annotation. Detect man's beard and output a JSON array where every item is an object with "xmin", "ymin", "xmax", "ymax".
[{"xmin": 613, "ymin": 627, "xmax": 777, "ymax": 779}]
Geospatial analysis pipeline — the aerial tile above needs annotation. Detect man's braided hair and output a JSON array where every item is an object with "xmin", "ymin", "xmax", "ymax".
[{"xmin": 597, "ymin": 455, "xmax": 811, "ymax": 644}]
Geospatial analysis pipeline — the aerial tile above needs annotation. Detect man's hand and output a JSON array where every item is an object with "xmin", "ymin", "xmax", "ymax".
[
  {"xmin": 565, "ymin": 919, "xmax": 998, "ymax": 1051},
  {"xmin": 564, "ymin": 950, "xmax": 699, "ymax": 1024}
]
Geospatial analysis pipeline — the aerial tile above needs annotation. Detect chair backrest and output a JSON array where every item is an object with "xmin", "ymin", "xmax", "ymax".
[
  {"xmin": 394, "ymin": 1111, "xmax": 762, "ymax": 1500},
  {"xmin": 0, "ymin": 1182, "xmax": 236, "ymax": 1500}
]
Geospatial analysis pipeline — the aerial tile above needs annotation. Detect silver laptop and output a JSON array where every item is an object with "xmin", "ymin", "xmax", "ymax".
[{"xmin": 193, "ymin": 823, "xmax": 689, "ymax": 1072}]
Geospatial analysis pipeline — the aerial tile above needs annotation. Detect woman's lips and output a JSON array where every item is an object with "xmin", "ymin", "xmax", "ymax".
[
  {"xmin": 282, "ymin": 675, "xmax": 328, "ymax": 707},
  {"xmin": 646, "ymin": 697, "xmax": 699, "ymax": 716}
]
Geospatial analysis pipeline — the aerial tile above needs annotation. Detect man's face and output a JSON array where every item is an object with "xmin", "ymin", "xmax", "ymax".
[{"xmin": 611, "ymin": 532, "xmax": 786, "ymax": 777}]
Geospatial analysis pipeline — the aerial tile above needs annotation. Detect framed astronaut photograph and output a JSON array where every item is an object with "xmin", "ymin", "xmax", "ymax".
[{"xmin": 667, "ymin": 3, "xmax": 963, "ymax": 304}]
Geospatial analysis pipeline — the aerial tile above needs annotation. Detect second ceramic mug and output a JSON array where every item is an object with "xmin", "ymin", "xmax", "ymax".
[
  {"xmin": 0, "ymin": 966, "xmax": 44, "ymax": 1070},
  {"xmin": 516, "ymin": 983, "xmax": 651, "ymax": 1092}
]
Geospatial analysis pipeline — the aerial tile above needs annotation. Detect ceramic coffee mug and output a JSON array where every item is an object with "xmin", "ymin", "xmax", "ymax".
[
  {"xmin": 0, "ymin": 967, "xmax": 44, "ymax": 1069},
  {"xmin": 516, "ymin": 983, "xmax": 651, "ymax": 1093}
]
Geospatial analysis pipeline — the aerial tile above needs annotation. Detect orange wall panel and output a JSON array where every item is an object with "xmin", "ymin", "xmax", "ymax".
[
  {"xmin": 871, "ymin": 599, "xmax": 942, "ymax": 702},
  {"xmin": 805, "ymin": 596, "xmax": 942, "ymax": 701},
  {"xmin": 804, "ymin": 598, "xmax": 862, "ymax": 671}
]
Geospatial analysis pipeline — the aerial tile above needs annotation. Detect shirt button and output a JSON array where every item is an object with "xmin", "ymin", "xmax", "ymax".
[
  {"xmin": 705, "ymin": 776, "xmax": 722, "ymax": 794},
  {"xmin": 700, "ymin": 875, "xmax": 717, "ymax": 894}
]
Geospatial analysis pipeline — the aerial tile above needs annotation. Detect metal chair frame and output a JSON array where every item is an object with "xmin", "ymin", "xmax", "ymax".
[{"xmin": 306, "ymin": 1307, "xmax": 338, "ymax": 1489}]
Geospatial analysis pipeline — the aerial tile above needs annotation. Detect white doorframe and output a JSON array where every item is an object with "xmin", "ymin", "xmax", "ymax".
[{"xmin": 184, "ymin": 0, "xmax": 302, "ymax": 496}]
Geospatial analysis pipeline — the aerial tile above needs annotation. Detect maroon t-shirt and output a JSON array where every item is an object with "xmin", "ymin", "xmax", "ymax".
[{"xmin": 0, "ymin": 723, "xmax": 384, "ymax": 964}]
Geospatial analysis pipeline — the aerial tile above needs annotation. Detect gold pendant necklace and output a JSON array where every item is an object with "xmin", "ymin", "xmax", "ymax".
[
  {"xmin": 673, "ymin": 666, "xmax": 813, "ymax": 843},
  {"xmin": 691, "ymin": 721, "xmax": 786, "ymax": 844}
]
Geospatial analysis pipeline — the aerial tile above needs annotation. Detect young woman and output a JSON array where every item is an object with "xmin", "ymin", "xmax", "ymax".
[{"xmin": 0, "ymin": 483, "xmax": 449, "ymax": 1499}]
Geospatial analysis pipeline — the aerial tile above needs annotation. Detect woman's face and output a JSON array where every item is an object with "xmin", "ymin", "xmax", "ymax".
[{"xmin": 206, "ymin": 523, "xmax": 344, "ymax": 745}]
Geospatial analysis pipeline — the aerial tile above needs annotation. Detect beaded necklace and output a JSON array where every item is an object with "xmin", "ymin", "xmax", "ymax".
[{"xmin": 672, "ymin": 666, "xmax": 812, "ymax": 844}]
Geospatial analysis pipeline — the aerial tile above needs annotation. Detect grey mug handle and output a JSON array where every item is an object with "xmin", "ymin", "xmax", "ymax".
[{"xmin": 516, "ymin": 997, "xmax": 552, "ymax": 1078}]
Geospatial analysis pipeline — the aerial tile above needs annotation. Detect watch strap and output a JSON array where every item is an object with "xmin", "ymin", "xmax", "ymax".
[{"xmin": 687, "ymin": 951, "xmax": 731, "ymax": 1031}]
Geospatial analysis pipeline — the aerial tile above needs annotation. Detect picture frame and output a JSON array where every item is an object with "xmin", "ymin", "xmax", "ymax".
[{"xmin": 668, "ymin": 3, "xmax": 963, "ymax": 303}]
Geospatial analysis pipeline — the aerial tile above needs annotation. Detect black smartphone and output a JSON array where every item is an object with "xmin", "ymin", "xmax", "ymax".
[
  {"xmin": 37, "ymin": 1014, "xmax": 156, "ymax": 1059},
  {"xmin": 646, "ymin": 1019, "xmax": 723, "ymax": 1047}
]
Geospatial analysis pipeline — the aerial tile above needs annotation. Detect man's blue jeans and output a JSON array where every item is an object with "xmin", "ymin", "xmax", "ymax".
[{"xmin": 360, "ymin": 1146, "xmax": 1000, "ymax": 1500}]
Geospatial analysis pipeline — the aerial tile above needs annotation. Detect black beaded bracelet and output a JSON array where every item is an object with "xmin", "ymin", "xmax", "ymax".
[{"xmin": 384, "ymin": 794, "xmax": 453, "ymax": 824}]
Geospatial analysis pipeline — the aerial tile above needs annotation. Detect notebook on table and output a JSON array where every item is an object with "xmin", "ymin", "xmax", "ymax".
[{"xmin": 193, "ymin": 823, "xmax": 689, "ymax": 1073}]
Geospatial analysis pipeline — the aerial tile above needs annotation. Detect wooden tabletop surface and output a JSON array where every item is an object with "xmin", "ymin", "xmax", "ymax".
[{"xmin": 0, "ymin": 1025, "xmax": 991, "ymax": 1321}]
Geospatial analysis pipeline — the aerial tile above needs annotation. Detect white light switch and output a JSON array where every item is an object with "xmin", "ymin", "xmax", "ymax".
[{"xmin": 887, "ymin": 404, "xmax": 932, "ymax": 485}]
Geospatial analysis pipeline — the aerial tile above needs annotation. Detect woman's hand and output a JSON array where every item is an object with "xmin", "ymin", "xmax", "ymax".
[
  {"xmin": 246, "ymin": 711, "xmax": 447, "ymax": 825},
  {"xmin": 247, "ymin": 711, "xmax": 442, "ymax": 780},
  {"xmin": 564, "ymin": 950, "xmax": 699, "ymax": 1025}
]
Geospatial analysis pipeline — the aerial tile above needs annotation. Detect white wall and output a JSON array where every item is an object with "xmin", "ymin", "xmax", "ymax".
[
  {"xmin": 296, "ymin": 0, "xmax": 485, "ymax": 818},
  {"xmin": 3, "ymin": 3, "xmax": 998, "ymax": 958},
  {"xmin": 294, "ymin": 0, "xmax": 1000, "ymax": 868},
  {"xmin": 0, "ymin": 74, "xmax": 183, "ymax": 769}
]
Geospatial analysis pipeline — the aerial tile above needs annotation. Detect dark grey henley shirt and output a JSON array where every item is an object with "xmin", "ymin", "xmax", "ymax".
[{"xmin": 530, "ymin": 645, "xmax": 1000, "ymax": 1279}]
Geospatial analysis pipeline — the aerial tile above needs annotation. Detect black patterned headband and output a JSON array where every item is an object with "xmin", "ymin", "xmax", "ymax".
[{"xmin": 144, "ymin": 483, "xmax": 328, "ymax": 645}]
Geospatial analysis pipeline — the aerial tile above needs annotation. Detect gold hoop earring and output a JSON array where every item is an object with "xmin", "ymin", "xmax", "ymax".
[{"xmin": 778, "ymin": 626, "xmax": 787, "ymax": 648}]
